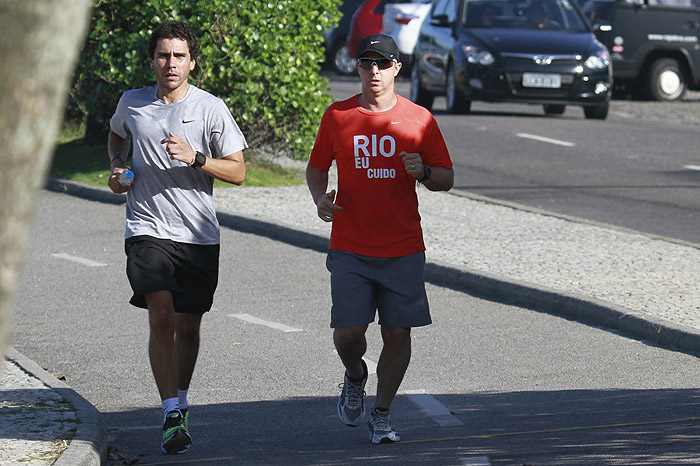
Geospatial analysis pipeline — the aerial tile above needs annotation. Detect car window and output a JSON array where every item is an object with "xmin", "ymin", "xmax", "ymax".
[
  {"xmin": 432, "ymin": 0, "xmax": 452, "ymax": 18},
  {"xmin": 460, "ymin": 0, "xmax": 588, "ymax": 31}
]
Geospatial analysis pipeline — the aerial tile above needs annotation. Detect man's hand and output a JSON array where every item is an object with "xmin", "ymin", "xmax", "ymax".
[
  {"xmin": 400, "ymin": 151, "xmax": 424, "ymax": 179},
  {"xmin": 107, "ymin": 161, "xmax": 131, "ymax": 194},
  {"xmin": 161, "ymin": 132, "xmax": 195, "ymax": 165},
  {"xmin": 316, "ymin": 189, "xmax": 344, "ymax": 222}
]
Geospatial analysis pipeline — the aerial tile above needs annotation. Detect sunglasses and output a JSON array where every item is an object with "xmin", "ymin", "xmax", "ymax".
[{"xmin": 357, "ymin": 58, "xmax": 394, "ymax": 70}]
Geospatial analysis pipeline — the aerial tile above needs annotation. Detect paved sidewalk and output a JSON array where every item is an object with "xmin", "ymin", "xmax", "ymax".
[
  {"xmin": 1, "ymin": 347, "xmax": 105, "ymax": 466},
  {"xmin": 4, "ymin": 177, "xmax": 699, "ymax": 465}
]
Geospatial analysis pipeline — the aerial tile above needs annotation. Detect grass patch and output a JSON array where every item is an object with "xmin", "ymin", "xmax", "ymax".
[{"xmin": 51, "ymin": 119, "xmax": 304, "ymax": 188}]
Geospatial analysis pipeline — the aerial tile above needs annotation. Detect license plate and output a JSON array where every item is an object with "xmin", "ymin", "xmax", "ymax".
[{"xmin": 522, "ymin": 73, "xmax": 561, "ymax": 88}]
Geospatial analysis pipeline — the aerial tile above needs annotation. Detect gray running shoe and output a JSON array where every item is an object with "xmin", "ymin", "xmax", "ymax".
[
  {"xmin": 368, "ymin": 409, "xmax": 400, "ymax": 444},
  {"xmin": 337, "ymin": 359, "xmax": 368, "ymax": 427}
]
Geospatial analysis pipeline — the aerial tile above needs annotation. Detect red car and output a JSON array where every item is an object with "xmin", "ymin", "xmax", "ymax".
[{"xmin": 346, "ymin": 0, "xmax": 415, "ymax": 59}]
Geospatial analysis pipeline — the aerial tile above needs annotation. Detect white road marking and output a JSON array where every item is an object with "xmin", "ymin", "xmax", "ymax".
[
  {"xmin": 684, "ymin": 165, "xmax": 700, "ymax": 171},
  {"xmin": 333, "ymin": 350, "xmax": 377, "ymax": 374},
  {"xmin": 461, "ymin": 456, "xmax": 491, "ymax": 466},
  {"xmin": 516, "ymin": 132, "xmax": 575, "ymax": 147},
  {"xmin": 51, "ymin": 253, "xmax": 107, "ymax": 267},
  {"xmin": 403, "ymin": 389, "xmax": 464, "ymax": 427},
  {"xmin": 228, "ymin": 313, "xmax": 302, "ymax": 332},
  {"xmin": 613, "ymin": 111, "xmax": 633, "ymax": 118}
]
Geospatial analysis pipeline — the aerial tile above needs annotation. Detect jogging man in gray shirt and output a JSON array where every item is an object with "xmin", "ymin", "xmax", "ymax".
[{"xmin": 107, "ymin": 20, "xmax": 247, "ymax": 455}]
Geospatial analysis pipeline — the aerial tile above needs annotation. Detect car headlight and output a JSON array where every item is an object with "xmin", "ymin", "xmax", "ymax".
[
  {"xmin": 584, "ymin": 50, "xmax": 610, "ymax": 70},
  {"xmin": 463, "ymin": 45, "xmax": 495, "ymax": 66}
]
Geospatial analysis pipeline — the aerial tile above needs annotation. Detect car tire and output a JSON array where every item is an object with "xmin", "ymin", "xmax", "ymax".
[
  {"xmin": 330, "ymin": 41, "xmax": 356, "ymax": 76},
  {"xmin": 543, "ymin": 104, "xmax": 566, "ymax": 115},
  {"xmin": 647, "ymin": 58, "xmax": 686, "ymax": 102},
  {"xmin": 446, "ymin": 62, "xmax": 471, "ymax": 114},
  {"xmin": 583, "ymin": 103, "xmax": 608, "ymax": 120},
  {"xmin": 410, "ymin": 60, "xmax": 434, "ymax": 111}
]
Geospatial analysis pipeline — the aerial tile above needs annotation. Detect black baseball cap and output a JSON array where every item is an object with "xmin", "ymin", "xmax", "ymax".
[{"xmin": 356, "ymin": 34, "xmax": 400, "ymax": 61}]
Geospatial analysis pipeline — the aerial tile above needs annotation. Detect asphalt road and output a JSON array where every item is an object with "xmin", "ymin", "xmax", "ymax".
[
  {"xmin": 12, "ymin": 191, "xmax": 700, "ymax": 465},
  {"xmin": 328, "ymin": 76, "xmax": 700, "ymax": 245}
]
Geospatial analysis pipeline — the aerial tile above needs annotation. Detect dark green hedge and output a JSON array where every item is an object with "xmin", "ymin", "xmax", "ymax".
[{"xmin": 70, "ymin": 0, "xmax": 341, "ymax": 159}]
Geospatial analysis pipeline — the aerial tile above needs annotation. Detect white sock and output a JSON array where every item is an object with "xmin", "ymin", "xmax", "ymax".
[
  {"xmin": 162, "ymin": 397, "xmax": 179, "ymax": 423},
  {"xmin": 178, "ymin": 389, "xmax": 189, "ymax": 411}
]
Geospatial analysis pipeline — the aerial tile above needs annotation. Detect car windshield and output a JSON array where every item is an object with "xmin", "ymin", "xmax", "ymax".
[{"xmin": 460, "ymin": 0, "xmax": 588, "ymax": 32}]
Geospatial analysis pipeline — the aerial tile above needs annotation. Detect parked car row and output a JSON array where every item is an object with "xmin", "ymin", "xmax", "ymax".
[{"xmin": 324, "ymin": 0, "xmax": 700, "ymax": 116}]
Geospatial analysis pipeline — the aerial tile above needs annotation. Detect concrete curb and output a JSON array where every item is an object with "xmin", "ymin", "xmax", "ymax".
[
  {"xmin": 44, "ymin": 178, "xmax": 700, "ymax": 355},
  {"xmin": 6, "ymin": 347, "xmax": 107, "ymax": 466}
]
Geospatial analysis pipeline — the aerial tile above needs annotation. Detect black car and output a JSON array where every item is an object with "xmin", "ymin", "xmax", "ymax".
[
  {"xmin": 411, "ymin": 0, "xmax": 612, "ymax": 118},
  {"xmin": 323, "ymin": 0, "xmax": 365, "ymax": 75},
  {"xmin": 582, "ymin": 0, "xmax": 700, "ymax": 101}
]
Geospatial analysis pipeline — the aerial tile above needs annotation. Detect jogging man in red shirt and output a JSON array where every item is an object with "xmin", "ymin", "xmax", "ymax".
[{"xmin": 306, "ymin": 34, "xmax": 454, "ymax": 444}]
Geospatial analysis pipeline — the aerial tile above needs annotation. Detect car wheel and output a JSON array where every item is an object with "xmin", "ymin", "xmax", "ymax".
[
  {"xmin": 446, "ymin": 62, "xmax": 471, "ymax": 114},
  {"xmin": 331, "ymin": 42, "xmax": 356, "ymax": 75},
  {"xmin": 410, "ymin": 60, "xmax": 434, "ymax": 111},
  {"xmin": 647, "ymin": 58, "xmax": 686, "ymax": 101},
  {"xmin": 543, "ymin": 104, "xmax": 565, "ymax": 115},
  {"xmin": 583, "ymin": 103, "xmax": 608, "ymax": 120}
]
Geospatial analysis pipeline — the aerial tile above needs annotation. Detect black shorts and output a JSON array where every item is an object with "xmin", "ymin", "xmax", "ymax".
[{"xmin": 125, "ymin": 235, "xmax": 220, "ymax": 315}]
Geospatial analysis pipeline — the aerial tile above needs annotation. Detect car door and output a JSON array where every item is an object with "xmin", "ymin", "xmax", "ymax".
[{"xmin": 419, "ymin": 0, "xmax": 458, "ymax": 90}]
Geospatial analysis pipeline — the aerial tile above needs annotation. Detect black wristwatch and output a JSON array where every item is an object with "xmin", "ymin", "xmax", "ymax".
[
  {"xmin": 191, "ymin": 151, "xmax": 206, "ymax": 169},
  {"xmin": 418, "ymin": 165, "xmax": 432, "ymax": 183}
]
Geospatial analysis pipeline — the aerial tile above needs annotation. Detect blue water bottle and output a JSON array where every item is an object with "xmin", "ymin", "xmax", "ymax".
[{"xmin": 118, "ymin": 169, "xmax": 134, "ymax": 187}]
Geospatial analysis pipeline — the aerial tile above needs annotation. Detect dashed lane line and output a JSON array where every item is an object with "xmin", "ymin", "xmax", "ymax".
[
  {"xmin": 403, "ymin": 389, "xmax": 464, "ymax": 427},
  {"xmin": 228, "ymin": 313, "xmax": 302, "ymax": 332},
  {"xmin": 51, "ymin": 253, "xmax": 107, "ymax": 267},
  {"xmin": 516, "ymin": 132, "xmax": 575, "ymax": 147}
]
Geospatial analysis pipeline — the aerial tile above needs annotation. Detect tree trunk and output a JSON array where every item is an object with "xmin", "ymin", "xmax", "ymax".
[{"xmin": 0, "ymin": 1, "xmax": 92, "ymax": 361}]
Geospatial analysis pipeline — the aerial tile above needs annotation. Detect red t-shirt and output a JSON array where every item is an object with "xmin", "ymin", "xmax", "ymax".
[{"xmin": 309, "ymin": 94, "xmax": 452, "ymax": 257}]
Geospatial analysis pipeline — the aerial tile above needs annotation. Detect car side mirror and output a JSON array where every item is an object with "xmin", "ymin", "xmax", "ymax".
[{"xmin": 429, "ymin": 14, "xmax": 453, "ymax": 27}]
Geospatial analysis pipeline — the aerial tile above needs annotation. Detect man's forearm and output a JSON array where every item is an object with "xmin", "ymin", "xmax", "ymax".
[
  {"xmin": 108, "ymin": 131, "xmax": 127, "ymax": 167},
  {"xmin": 306, "ymin": 164, "xmax": 329, "ymax": 204},
  {"xmin": 422, "ymin": 166, "xmax": 454, "ymax": 192},
  {"xmin": 199, "ymin": 151, "xmax": 246, "ymax": 185}
]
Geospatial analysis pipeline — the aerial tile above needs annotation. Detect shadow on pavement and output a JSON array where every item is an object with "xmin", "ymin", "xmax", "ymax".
[{"xmin": 102, "ymin": 389, "xmax": 700, "ymax": 465}]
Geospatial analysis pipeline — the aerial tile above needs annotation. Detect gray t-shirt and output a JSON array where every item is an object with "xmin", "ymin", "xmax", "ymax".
[{"xmin": 110, "ymin": 84, "xmax": 248, "ymax": 245}]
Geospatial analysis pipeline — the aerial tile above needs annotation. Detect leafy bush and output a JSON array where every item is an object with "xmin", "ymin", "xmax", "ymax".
[{"xmin": 70, "ymin": 0, "xmax": 341, "ymax": 159}]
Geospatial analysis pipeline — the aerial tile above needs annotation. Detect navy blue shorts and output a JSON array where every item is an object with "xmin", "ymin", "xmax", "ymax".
[
  {"xmin": 125, "ymin": 235, "xmax": 219, "ymax": 315},
  {"xmin": 325, "ymin": 250, "xmax": 431, "ymax": 328}
]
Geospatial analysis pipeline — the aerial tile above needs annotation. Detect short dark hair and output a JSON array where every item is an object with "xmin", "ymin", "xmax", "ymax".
[{"xmin": 147, "ymin": 21, "xmax": 200, "ymax": 63}]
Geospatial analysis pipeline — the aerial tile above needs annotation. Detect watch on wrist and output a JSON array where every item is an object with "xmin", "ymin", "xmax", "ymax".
[
  {"xmin": 191, "ymin": 151, "xmax": 206, "ymax": 169},
  {"xmin": 418, "ymin": 165, "xmax": 432, "ymax": 183}
]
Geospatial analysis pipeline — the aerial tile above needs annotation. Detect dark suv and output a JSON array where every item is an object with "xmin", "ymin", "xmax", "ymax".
[
  {"xmin": 411, "ymin": 0, "xmax": 612, "ymax": 118},
  {"xmin": 582, "ymin": 0, "xmax": 700, "ymax": 101}
]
